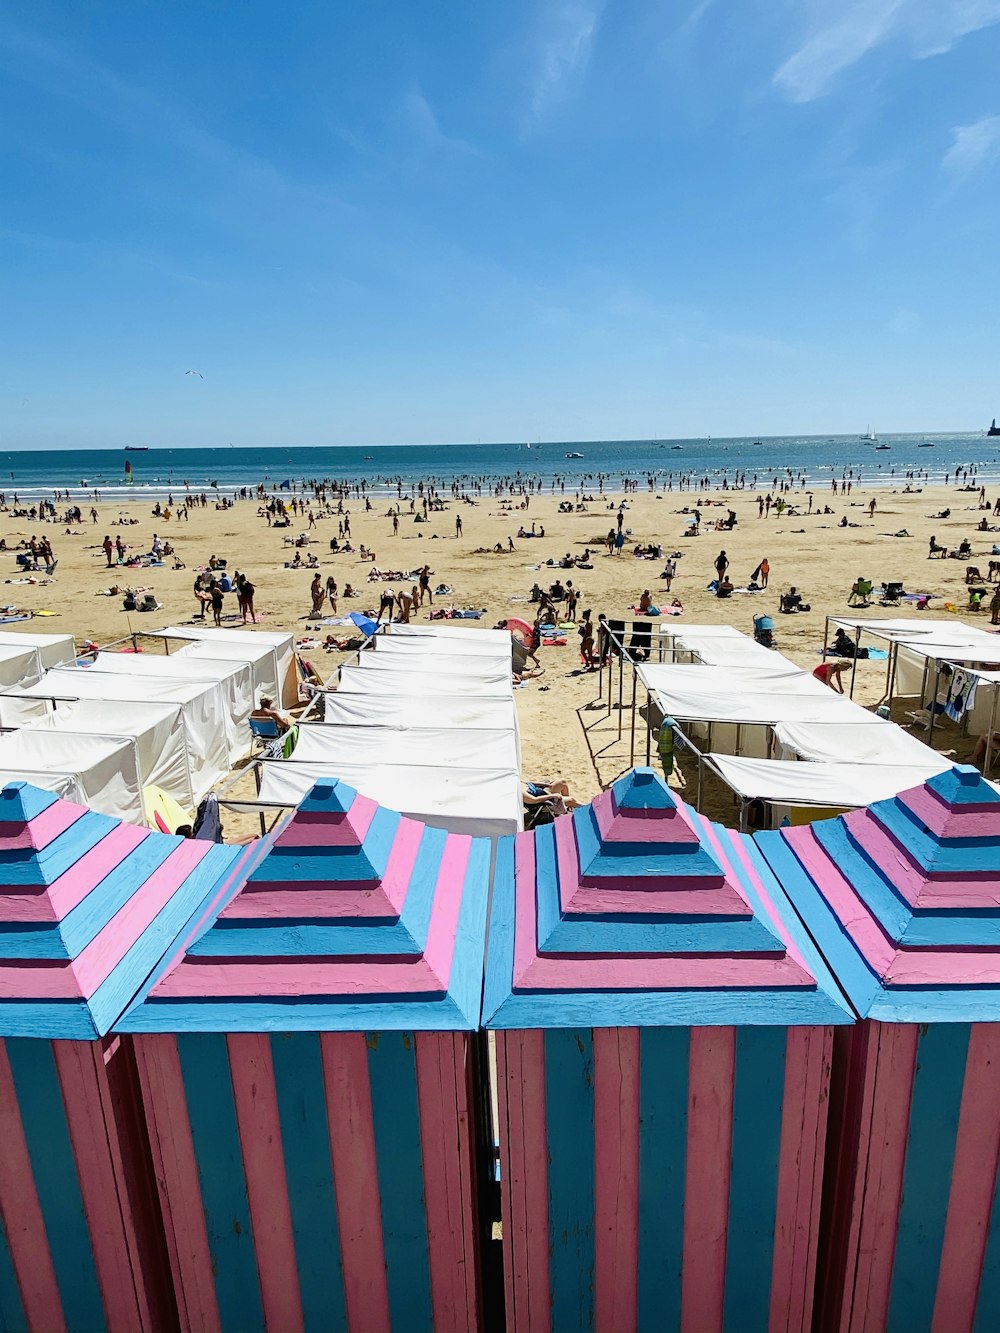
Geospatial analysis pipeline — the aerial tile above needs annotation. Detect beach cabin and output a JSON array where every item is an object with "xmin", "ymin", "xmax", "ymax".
[
  {"xmin": 757, "ymin": 765, "xmax": 1000, "ymax": 1332},
  {"xmin": 115, "ymin": 778, "xmax": 492, "ymax": 1333},
  {"xmin": 0, "ymin": 782, "xmax": 247, "ymax": 1331},
  {"xmin": 482, "ymin": 767, "xmax": 852, "ymax": 1333}
]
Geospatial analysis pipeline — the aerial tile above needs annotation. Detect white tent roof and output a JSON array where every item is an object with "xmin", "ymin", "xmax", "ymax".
[
  {"xmin": 337, "ymin": 664, "xmax": 512, "ymax": 698},
  {"xmin": 291, "ymin": 721, "xmax": 520, "ymax": 771},
  {"xmin": 706, "ymin": 752, "xmax": 951, "ymax": 809},
  {"xmin": 0, "ymin": 773, "xmax": 81, "ymax": 802},
  {"xmin": 81, "ymin": 654, "xmax": 252, "ymax": 760},
  {"xmin": 176, "ymin": 639, "xmax": 281, "ymax": 707},
  {"xmin": 27, "ymin": 698, "xmax": 196, "ymax": 810},
  {"xmin": 0, "ymin": 730, "xmax": 144, "ymax": 822},
  {"xmin": 637, "ymin": 661, "xmax": 855, "ymax": 725},
  {"xmin": 773, "ymin": 718, "xmax": 937, "ymax": 766},
  {"xmin": 830, "ymin": 616, "xmax": 1000, "ymax": 655},
  {"xmin": 0, "ymin": 644, "xmax": 43, "ymax": 691},
  {"xmin": 157, "ymin": 626, "xmax": 298, "ymax": 706},
  {"xmin": 666, "ymin": 634, "xmax": 794, "ymax": 668},
  {"xmin": 374, "ymin": 635, "xmax": 512, "ymax": 662},
  {"xmin": 353, "ymin": 651, "xmax": 511, "ymax": 685},
  {"xmin": 320, "ymin": 691, "xmax": 517, "ymax": 732},
  {"xmin": 388, "ymin": 624, "xmax": 512, "ymax": 647},
  {"xmin": 18, "ymin": 668, "xmax": 231, "ymax": 797},
  {"xmin": 0, "ymin": 631, "xmax": 75, "ymax": 669},
  {"xmin": 256, "ymin": 759, "xmax": 522, "ymax": 838}
]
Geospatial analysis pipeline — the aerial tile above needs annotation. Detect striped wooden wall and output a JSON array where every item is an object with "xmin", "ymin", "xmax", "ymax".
[
  {"xmin": 133, "ymin": 1028, "xmax": 481, "ymax": 1333},
  {"xmin": 816, "ymin": 1020, "xmax": 1000, "ymax": 1333},
  {"xmin": 0, "ymin": 1035, "xmax": 175, "ymax": 1333},
  {"xmin": 496, "ymin": 1023, "xmax": 833, "ymax": 1333}
]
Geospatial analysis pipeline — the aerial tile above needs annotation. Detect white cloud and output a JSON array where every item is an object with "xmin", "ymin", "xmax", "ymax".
[
  {"xmin": 525, "ymin": 1, "xmax": 604, "ymax": 128},
  {"xmin": 942, "ymin": 114, "xmax": 1000, "ymax": 179},
  {"xmin": 773, "ymin": 0, "xmax": 1000, "ymax": 103},
  {"xmin": 400, "ymin": 87, "xmax": 479, "ymax": 156}
]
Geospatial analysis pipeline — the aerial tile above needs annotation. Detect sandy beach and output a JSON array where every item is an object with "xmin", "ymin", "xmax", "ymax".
[{"xmin": 1, "ymin": 476, "xmax": 995, "ymax": 816}]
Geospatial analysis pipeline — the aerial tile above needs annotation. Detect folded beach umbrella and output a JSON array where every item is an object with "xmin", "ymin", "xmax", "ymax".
[
  {"xmin": 115, "ymin": 779, "xmax": 492, "ymax": 1331},
  {"xmin": 346, "ymin": 609, "xmax": 378, "ymax": 637},
  {"xmin": 0, "ymin": 781, "xmax": 250, "ymax": 1330},
  {"xmin": 756, "ymin": 765, "xmax": 1000, "ymax": 1330},
  {"xmin": 482, "ymin": 767, "xmax": 851, "ymax": 1333}
]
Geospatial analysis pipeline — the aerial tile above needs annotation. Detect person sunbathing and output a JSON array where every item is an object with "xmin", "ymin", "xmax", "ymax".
[
  {"xmin": 523, "ymin": 779, "xmax": 581, "ymax": 816},
  {"xmin": 251, "ymin": 696, "xmax": 292, "ymax": 734}
]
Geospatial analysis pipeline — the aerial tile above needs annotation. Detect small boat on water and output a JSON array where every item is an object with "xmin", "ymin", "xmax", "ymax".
[
  {"xmin": 918, "ymin": 442, "xmax": 934, "ymax": 447},
  {"xmin": 565, "ymin": 451, "xmax": 584, "ymax": 459},
  {"xmin": 124, "ymin": 445, "xmax": 149, "ymax": 452},
  {"xmin": 862, "ymin": 425, "xmax": 877, "ymax": 442},
  {"xmin": 875, "ymin": 443, "xmax": 891, "ymax": 451}
]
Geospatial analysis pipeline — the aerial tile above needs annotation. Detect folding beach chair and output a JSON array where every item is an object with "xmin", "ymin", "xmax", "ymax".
[{"xmin": 628, "ymin": 620, "xmax": 653, "ymax": 661}]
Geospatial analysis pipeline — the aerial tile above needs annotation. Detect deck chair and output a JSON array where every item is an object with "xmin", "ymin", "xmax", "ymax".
[
  {"xmin": 249, "ymin": 716, "xmax": 280, "ymax": 754},
  {"xmin": 879, "ymin": 582, "xmax": 904, "ymax": 606},
  {"xmin": 628, "ymin": 620, "xmax": 653, "ymax": 661},
  {"xmin": 523, "ymin": 800, "xmax": 556, "ymax": 830},
  {"xmin": 848, "ymin": 578, "xmax": 873, "ymax": 607}
]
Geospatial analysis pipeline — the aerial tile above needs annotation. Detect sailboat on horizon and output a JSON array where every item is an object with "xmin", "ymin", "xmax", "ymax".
[{"xmin": 863, "ymin": 425, "xmax": 877, "ymax": 442}]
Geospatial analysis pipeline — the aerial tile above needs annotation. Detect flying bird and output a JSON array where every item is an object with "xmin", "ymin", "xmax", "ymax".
[{"xmin": 185, "ymin": 369, "xmax": 204, "ymax": 378}]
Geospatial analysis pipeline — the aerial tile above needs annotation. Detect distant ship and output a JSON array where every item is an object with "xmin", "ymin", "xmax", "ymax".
[
  {"xmin": 124, "ymin": 445, "xmax": 149, "ymax": 452},
  {"xmin": 989, "ymin": 419, "xmax": 1000, "ymax": 437},
  {"xmin": 918, "ymin": 442, "xmax": 934, "ymax": 447},
  {"xmin": 863, "ymin": 426, "xmax": 877, "ymax": 442},
  {"xmin": 875, "ymin": 443, "xmax": 891, "ymax": 451},
  {"xmin": 565, "ymin": 451, "xmax": 584, "ymax": 459}
]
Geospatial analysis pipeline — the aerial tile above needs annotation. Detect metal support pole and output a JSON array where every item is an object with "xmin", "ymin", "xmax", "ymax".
[
  {"xmin": 849, "ymin": 625, "xmax": 861, "ymax": 698},
  {"xmin": 821, "ymin": 616, "xmax": 830, "ymax": 660},
  {"xmin": 927, "ymin": 660, "xmax": 943, "ymax": 746},
  {"xmin": 696, "ymin": 753, "xmax": 704, "ymax": 811},
  {"xmin": 629, "ymin": 664, "xmax": 637, "ymax": 767},
  {"xmin": 645, "ymin": 689, "xmax": 653, "ymax": 764},
  {"xmin": 617, "ymin": 648, "xmax": 624, "ymax": 741},
  {"xmin": 984, "ymin": 682, "xmax": 999, "ymax": 776}
]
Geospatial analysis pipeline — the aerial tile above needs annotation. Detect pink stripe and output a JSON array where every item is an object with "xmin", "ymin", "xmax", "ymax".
[
  {"xmin": 52, "ymin": 1040, "xmax": 151, "ymax": 1331},
  {"xmin": 0, "ymin": 798, "xmax": 85, "ymax": 853},
  {"xmin": 496, "ymin": 1030, "xmax": 550, "ymax": 1332},
  {"xmin": 230, "ymin": 813, "xmax": 422, "ymax": 919},
  {"xmin": 416, "ymin": 1033, "xmax": 480, "ymax": 1333},
  {"xmin": 842, "ymin": 814, "xmax": 996, "ymax": 910},
  {"xmin": 591, "ymin": 787, "xmax": 699, "ymax": 845},
  {"xmin": 681, "ymin": 1027, "xmax": 735, "ymax": 1333},
  {"xmin": 270, "ymin": 792, "xmax": 378, "ymax": 846},
  {"xmin": 768, "ymin": 1026, "xmax": 833, "ymax": 1333},
  {"xmin": 320, "ymin": 1032, "xmax": 391, "ymax": 1333},
  {"xmin": 932, "ymin": 1024, "xmax": 1000, "ymax": 1332},
  {"xmin": 898, "ymin": 785, "xmax": 998, "ymax": 835},
  {"xmin": 593, "ymin": 1027, "xmax": 639, "ymax": 1333},
  {"xmin": 220, "ymin": 885, "xmax": 399, "ymax": 918},
  {"xmin": 227, "ymin": 1034, "xmax": 304, "ymax": 1333},
  {"xmin": 713, "ymin": 822, "xmax": 812, "ymax": 974},
  {"xmin": 0, "ymin": 823, "xmax": 148, "ymax": 924},
  {"xmin": 0, "ymin": 1038, "xmax": 66, "ymax": 1332},
  {"xmin": 553, "ymin": 817, "xmax": 749, "ymax": 917},
  {"xmin": 132, "ymin": 1035, "xmax": 222, "ymax": 1333},
  {"xmin": 514, "ymin": 828, "xmax": 810, "ymax": 993},
  {"xmin": 848, "ymin": 1023, "xmax": 918, "ymax": 1332}
]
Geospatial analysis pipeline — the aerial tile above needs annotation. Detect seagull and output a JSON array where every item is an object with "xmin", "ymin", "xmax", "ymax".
[{"xmin": 185, "ymin": 369, "xmax": 204, "ymax": 378}]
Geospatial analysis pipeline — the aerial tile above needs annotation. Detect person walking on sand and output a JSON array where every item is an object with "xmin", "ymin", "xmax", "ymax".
[
  {"xmin": 869, "ymin": 497, "xmax": 876, "ymax": 517},
  {"xmin": 309, "ymin": 573, "xmax": 325, "ymax": 617},
  {"xmin": 578, "ymin": 608, "xmax": 595, "ymax": 670},
  {"xmin": 418, "ymin": 565, "xmax": 432, "ymax": 606},
  {"xmin": 455, "ymin": 514, "xmax": 463, "ymax": 537},
  {"xmin": 326, "ymin": 576, "xmax": 338, "ymax": 613},
  {"xmin": 715, "ymin": 549, "xmax": 729, "ymax": 581},
  {"xmin": 236, "ymin": 573, "xmax": 256, "ymax": 623},
  {"xmin": 210, "ymin": 580, "xmax": 224, "ymax": 627},
  {"xmin": 102, "ymin": 534, "xmax": 114, "ymax": 566},
  {"xmin": 392, "ymin": 513, "xmax": 399, "ymax": 536}
]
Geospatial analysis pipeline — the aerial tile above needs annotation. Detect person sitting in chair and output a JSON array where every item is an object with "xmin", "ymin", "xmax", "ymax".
[
  {"xmin": 250, "ymin": 695, "xmax": 292, "ymax": 735},
  {"xmin": 523, "ymin": 779, "xmax": 580, "ymax": 818},
  {"xmin": 780, "ymin": 586, "xmax": 811, "ymax": 613},
  {"xmin": 832, "ymin": 627, "xmax": 869, "ymax": 659}
]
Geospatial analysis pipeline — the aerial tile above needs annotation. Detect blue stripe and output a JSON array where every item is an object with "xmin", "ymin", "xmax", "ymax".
[
  {"xmin": 545, "ymin": 1028, "xmax": 595, "ymax": 1332},
  {"xmin": 367, "ymin": 1032, "xmax": 432, "ymax": 1332},
  {"xmin": 888, "ymin": 1023, "xmax": 970, "ymax": 1333},
  {"xmin": 0, "ymin": 1203, "xmax": 28, "ymax": 1333},
  {"xmin": 176, "ymin": 1033, "xmax": 264, "ymax": 1333},
  {"xmin": 723, "ymin": 1026, "xmax": 787, "ymax": 1332},
  {"xmin": 637, "ymin": 1027, "xmax": 688, "ymax": 1333},
  {"xmin": 973, "ymin": 1137, "xmax": 1000, "ymax": 1333},
  {"xmin": 4, "ymin": 1039, "xmax": 106, "ymax": 1333},
  {"xmin": 270, "ymin": 1033, "xmax": 348, "ymax": 1333}
]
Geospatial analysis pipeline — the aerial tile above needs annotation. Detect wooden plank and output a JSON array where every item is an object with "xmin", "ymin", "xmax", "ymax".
[
  {"xmin": 320, "ymin": 1032, "xmax": 391, "ymax": 1333},
  {"xmin": 637, "ymin": 1027, "xmax": 688, "ymax": 1333},
  {"xmin": 593, "ymin": 1027, "xmax": 639, "ymax": 1333},
  {"xmin": 681, "ymin": 1027, "xmax": 735, "ymax": 1333}
]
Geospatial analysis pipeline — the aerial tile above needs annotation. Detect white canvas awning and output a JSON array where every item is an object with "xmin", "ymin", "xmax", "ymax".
[
  {"xmin": 706, "ymin": 752, "xmax": 951, "ymax": 809},
  {"xmin": 17, "ymin": 668, "xmax": 231, "ymax": 797},
  {"xmin": 27, "ymin": 698, "xmax": 197, "ymax": 810},
  {"xmin": 0, "ymin": 644, "xmax": 43, "ymax": 690},
  {"xmin": 0, "ymin": 631, "xmax": 75, "ymax": 669},
  {"xmin": 388, "ymin": 624, "xmax": 512, "ymax": 647},
  {"xmin": 773, "ymin": 719, "xmax": 936, "ymax": 766},
  {"xmin": 371, "ymin": 638, "xmax": 513, "ymax": 672},
  {"xmin": 637, "ymin": 662, "xmax": 854, "ymax": 725},
  {"xmin": 337, "ymin": 664, "xmax": 512, "ymax": 698},
  {"xmin": 157, "ymin": 626, "xmax": 298, "ymax": 706},
  {"xmin": 353, "ymin": 651, "xmax": 512, "ymax": 686},
  {"xmin": 255, "ymin": 759, "xmax": 522, "ymax": 838},
  {"xmin": 320, "ymin": 692, "xmax": 517, "ymax": 732},
  {"xmin": 81, "ymin": 653, "xmax": 252, "ymax": 760},
  {"xmin": 0, "ymin": 730, "xmax": 144, "ymax": 822},
  {"xmin": 291, "ymin": 722, "xmax": 520, "ymax": 771},
  {"xmin": 176, "ymin": 639, "xmax": 282, "ymax": 708}
]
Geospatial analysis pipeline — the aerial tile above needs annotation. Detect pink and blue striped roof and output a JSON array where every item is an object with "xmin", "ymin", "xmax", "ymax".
[
  {"xmin": 757, "ymin": 764, "xmax": 1000, "ymax": 1021},
  {"xmin": 482, "ymin": 767, "xmax": 851, "ymax": 1027},
  {"xmin": 0, "ymin": 782, "xmax": 247, "ymax": 1038},
  {"xmin": 118, "ymin": 778, "xmax": 491, "ymax": 1031}
]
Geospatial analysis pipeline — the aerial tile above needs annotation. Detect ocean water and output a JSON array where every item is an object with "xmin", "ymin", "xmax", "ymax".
[{"xmin": 3, "ymin": 432, "xmax": 999, "ymax": 502}]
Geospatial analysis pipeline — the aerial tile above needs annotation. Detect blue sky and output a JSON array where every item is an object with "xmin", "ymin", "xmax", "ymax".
[{"xmin": 1, "ymin": 0, "xmax": 999, "ymax": 449}]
